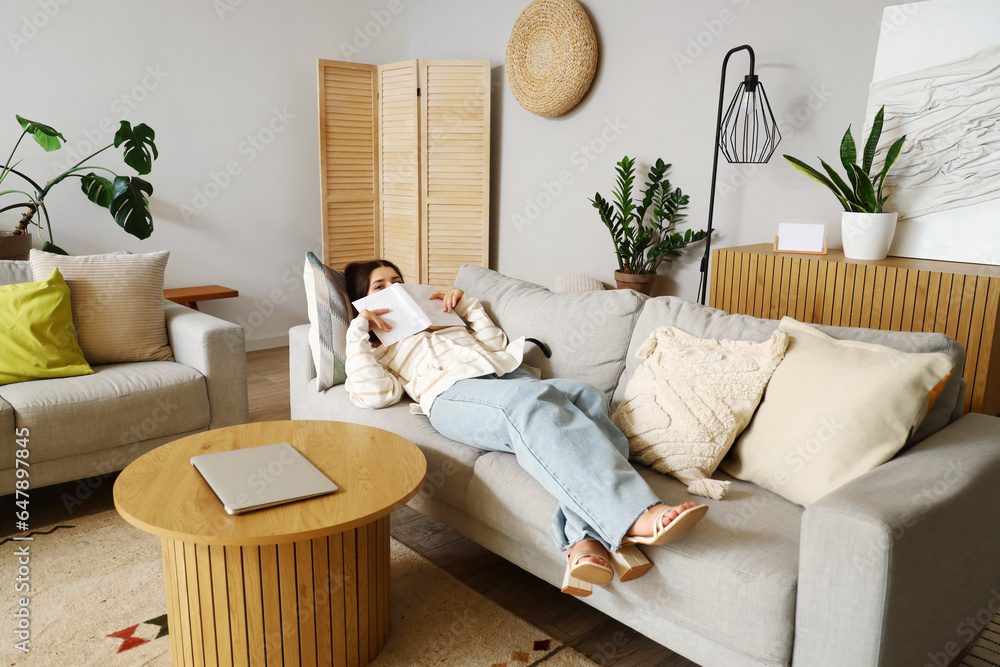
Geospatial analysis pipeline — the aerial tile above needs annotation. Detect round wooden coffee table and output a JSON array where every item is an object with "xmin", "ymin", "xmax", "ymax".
[{"xmin": 113, "ymin": 420, "xmax": 426, "ymax": 667}]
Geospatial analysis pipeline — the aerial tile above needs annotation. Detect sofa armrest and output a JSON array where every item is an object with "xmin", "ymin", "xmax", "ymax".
[
  {"xmin": 793, "ymin": 413, "xmax": 1000, "ymax": 667},
  {"xmin": 165, "ymin": 301, "xmax": 249, "ymax": 429}
]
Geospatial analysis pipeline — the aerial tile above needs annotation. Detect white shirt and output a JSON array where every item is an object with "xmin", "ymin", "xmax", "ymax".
[{"xmin": 344, "ymin": 294, "xmax": 525, "ymax": 414}]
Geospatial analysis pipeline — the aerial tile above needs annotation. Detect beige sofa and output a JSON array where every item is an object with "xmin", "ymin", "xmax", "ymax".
[
  {"xmin": 1, "ymin": 259, "xmax": 249, "ymax": 495},
  {"xmin": 289, "ymin": 264, "xmax": 1000, "ymax": 667}
]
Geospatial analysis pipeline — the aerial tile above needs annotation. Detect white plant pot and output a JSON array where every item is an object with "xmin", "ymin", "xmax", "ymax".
[{"xmin": 841, "ymin": 212, "xmax": 898, "ymax": 261}]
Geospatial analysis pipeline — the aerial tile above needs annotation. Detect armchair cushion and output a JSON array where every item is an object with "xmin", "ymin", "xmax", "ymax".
[
  {"xmin": 0, "ymin": 258, "xmax": 32, "ymax": 286},
  {"xmin": 0, "ymin": 361, "xmax": 210, "ymax": 467},
  {"xmin": 0, "ymin": 267, "xmax": 93, "ymax": 385},
  {"xmin": 29, "ymin": 249, "xmax": 173, "ymax": 364}
]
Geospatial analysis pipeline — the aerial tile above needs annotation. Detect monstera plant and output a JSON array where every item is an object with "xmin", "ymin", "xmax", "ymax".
[{"xmin": 0, "ymin": 114, "xmax": 158, "ymax": 255}]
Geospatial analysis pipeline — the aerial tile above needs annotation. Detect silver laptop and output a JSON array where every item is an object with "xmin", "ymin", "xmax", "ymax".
[{"xmin": 191, "ymin": 442, "xmax": 338, "ymax": 515}]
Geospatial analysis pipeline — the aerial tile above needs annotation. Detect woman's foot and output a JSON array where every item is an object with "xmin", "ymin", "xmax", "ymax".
[
  {"xmin": 621, "ymin": 502, "xmax": 708, "ymax": 547},
  {"xmin": 561, "ymin": 539, "xmax": 613, "ymax": 596},
  {"xmin": 567, "ymin": 539, "xmax": 614, "ymax": 584}
]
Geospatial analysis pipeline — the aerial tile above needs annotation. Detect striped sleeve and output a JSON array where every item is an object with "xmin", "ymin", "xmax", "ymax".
[
  {"xmin": 454, "ymin": 294, "xmax": 508, "ymax": 353},
  {"xmin": 344, "ymin": 316, "xmax": 403, "ymax": 409}
]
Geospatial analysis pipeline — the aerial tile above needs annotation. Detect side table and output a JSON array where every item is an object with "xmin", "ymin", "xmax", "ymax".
[
  {"xmin": 113, "ymin": 420, "xmax": 426, "ymax": 667},
  {"xmin": 164, "ymin": 285, "xmax": 239, "ymax": 310}
]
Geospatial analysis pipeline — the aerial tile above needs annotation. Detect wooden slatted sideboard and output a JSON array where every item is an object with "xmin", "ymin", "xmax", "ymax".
[{"xmin": 710, "ymin": 244, "xmax": 1000, "ymax": 416}]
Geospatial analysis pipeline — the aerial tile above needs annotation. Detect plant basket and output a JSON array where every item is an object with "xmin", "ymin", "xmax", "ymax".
[
  {"xmin": 0, "ymin": 232, "xmax": 31, "ymax": 260},
  {"xmin": 614, "ymin": 271, "xmax": 656, "ymax": 296}
]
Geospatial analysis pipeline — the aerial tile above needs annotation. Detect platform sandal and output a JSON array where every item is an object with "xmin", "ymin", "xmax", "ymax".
[
  {"xmin": 561, "ymin": 548, "xmax": 613, "ymax": 597},
  {"xmin": 620, "ymin": 503, "xmax": 709, "ymax": 548},
  {"xmin": 610, "ymin": 544, "xmax": 654, "ymax": 582}
]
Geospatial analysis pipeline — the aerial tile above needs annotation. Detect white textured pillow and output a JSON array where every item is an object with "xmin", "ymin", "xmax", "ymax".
[
  {"xmin": 29, "ymin": 249, "xmax": 172, "ymax": 365},
  {"xmin": 721, "ymin": 317, "xmax": 955, "ymax": 506},
  {"xmin": 612, "ymin": 327, "xmax": 788, "ymax": 500}
]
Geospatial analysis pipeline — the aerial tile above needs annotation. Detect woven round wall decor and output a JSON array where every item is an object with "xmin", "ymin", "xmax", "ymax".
[{"xmin": 505, "ymin": 0, "xmax": 598, "ymax": 117}]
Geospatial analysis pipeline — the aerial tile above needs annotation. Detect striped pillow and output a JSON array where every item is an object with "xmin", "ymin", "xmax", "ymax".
[
  {"xmin": 303, "ymin": 252, "xmax": 351, "ymax": 390},
  {"xmin": 29, "ymin": 250, "xmax": 173, "ymax": 364}
]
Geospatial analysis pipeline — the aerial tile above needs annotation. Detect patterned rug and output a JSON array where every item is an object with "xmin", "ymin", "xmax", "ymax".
[{"xmin": 2, "ymin": 510, "xmax": 596, "ymax": 666}]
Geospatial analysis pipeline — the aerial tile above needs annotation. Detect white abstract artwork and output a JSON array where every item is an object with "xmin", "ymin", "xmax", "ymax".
[{"xmin": 869, "ymin": 0, "xmax": 1000, "ymax": 265}]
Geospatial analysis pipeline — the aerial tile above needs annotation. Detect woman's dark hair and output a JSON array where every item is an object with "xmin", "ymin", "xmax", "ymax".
[{"xmin": 344, "ymin": 259, "xmax": 403, "ymax": 305}]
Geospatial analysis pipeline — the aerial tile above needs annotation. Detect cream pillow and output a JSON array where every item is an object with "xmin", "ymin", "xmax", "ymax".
[
  {"xmin": 612, "ymin": 327, "xmax": 788, "ymax": 500},
  {"xmin": 29, "ymin": 250, "xmax": 173, "ymax": 364},
  {"xmin": 721, "ymin": 317, "xmax": 955, "ymax": 506}
]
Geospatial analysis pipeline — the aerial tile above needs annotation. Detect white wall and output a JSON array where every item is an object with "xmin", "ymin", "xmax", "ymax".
[
  {"xmin": 409, "ymin": 0, "xmax": 916, "ymax": 297},
  {"xmin": 1, "ymin": 0, "xmax": 919, "ymax": 348},
  {"xmin": 0, "ymin": 0, "xmax": 409, "ymax": 349}
]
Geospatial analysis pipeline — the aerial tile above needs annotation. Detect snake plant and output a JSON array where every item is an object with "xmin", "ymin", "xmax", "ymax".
[
  {"xmin": 783, "ymin": 105, "xmax": 905, "ymax": 214},
  {"xmin": 0, "ymin": 115, "xmax": 158, "ymax": 254},
  {"xmin": 591, "ymin": 156, "xmax": 708, "ymax": 274}
]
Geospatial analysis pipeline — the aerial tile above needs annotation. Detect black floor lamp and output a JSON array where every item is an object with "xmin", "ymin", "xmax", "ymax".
[{"xmin": 697, "ymin": 45, "xmax": 781, "ymax": 305}]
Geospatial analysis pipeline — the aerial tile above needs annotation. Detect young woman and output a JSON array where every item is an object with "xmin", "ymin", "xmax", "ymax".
[{"xmin": 343, "ymin": 259, "xmax": 708, "ymax": 596}]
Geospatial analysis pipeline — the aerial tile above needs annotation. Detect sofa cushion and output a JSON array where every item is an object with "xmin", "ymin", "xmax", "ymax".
[
  {"xmin": 0, "ymin": 259, "xmax": 32, "ymax": 286},
  {"xmin": 617, "ymin": 297, "xmax": 966, "ymax": 445},
  {"xmin": 292, "ymin": 377, "xmax": 489, "ymax": 509},
  {"xmin": 722, "ymin": 317, "xmax": 955, "ymax": 507},
  {"xmin": 303, "ymin": 252, "xmax": 351, "ymax": 390},
  {"xmin": 612, "ymin": 327, "xmax": 788, "ymax": 500},
  {"xmin": 465, "ymin": 451, "xmax": 800, "ymax": 665},
  {"xmin": 0, "ymin": 362, "xmax": 210, "ymax": 467},
  {"xmin": 454, "ymin": 265, "xmax": 644, "ymax": 395}
]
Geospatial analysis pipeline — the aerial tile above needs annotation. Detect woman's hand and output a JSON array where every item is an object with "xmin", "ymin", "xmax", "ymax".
[
  {"xmin": 359, "ymin": 308, "xmax": 392, "ymax": 332},
  {"xmin": 430, "ymin": 288, "xmax": 464, "ymax": 313}
]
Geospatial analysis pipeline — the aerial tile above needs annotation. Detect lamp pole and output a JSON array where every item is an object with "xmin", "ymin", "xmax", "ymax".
[{"xmin": 698, "ymin": 44, "xmax": 757, "ymax": 306}]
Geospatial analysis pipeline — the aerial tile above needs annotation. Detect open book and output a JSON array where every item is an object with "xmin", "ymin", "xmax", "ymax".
[{"xmin": 352, "ymin": 283, "xmax": 466, "ymax": 346}]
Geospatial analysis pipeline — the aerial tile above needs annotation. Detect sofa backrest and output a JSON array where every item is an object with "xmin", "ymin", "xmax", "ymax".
[
  {"xmin": 615, "ymin": 296, "xmax": 967, "ymax": 445},
  {"xmin": 0, "ymin": 259, "xmax": 32, "ymax": 286},
  {"xmin": 454, "ymin": 265, "xmax": 643, "ymax": 395}
]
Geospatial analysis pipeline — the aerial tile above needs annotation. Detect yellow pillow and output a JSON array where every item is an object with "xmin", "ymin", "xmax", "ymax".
[
  {"xmin": 721, "ymin": 317, "xmax": 955, "ymax": 506},
  {"xmin": 0, "ymin": 268, "xmax": 93, "ymax": 385}
]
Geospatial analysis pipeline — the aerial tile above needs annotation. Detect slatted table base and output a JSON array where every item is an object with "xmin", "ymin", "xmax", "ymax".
[{"xmin": 161, "ymin": 516, "xmax": 390, "ymax": 667}]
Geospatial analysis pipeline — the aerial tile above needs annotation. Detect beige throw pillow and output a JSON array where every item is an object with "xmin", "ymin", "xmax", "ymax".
[
  {"xmin": 721, "ymin": 317, "xmax": 955, "ymax": 507},
  {"xmin": 612, "ymin": 327, "xmax": 789, "ymax": 500},
  {"xmin": 29, "ymin": 250, "xmax": 173, "ymax": 364}
]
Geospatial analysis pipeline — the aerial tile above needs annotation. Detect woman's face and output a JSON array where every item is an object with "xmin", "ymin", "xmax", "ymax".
[{"xmin": 368, "ymin": 266, "xmax": 403, "ymax": 295}]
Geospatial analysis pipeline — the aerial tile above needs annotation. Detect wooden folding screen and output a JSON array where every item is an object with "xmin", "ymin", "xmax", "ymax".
[
  {"xmin": 378, "ymin": 60, "xmax": 420, "ymax": 283},
  {"xmin": 317, "ymin": 61, "xmax": 378, "ymax": 270},
  {"xmin": 317, "ymin": 58, "xmax": 490, "ymax": 290},
  {"xmin": 420, "ymin": 60, "xmax": 491, "ymax": 289}
]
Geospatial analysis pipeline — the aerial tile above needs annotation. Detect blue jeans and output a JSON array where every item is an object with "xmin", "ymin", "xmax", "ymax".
[{"xmin": 427, "ymin": 369, "xmax": 661, "ymax": 552}]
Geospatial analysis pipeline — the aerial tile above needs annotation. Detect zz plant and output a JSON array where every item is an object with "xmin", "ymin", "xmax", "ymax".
[
  {"xmin": 591, "ymin": 156, "xmax": 708, "ymax": 274},
  {"xmin": 0, "ymin": 114, "xmax": 159, "ymax": 254},
  {"xmin": 783, "ymin": 105, "xmax": 906, "ymax": 214}
]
